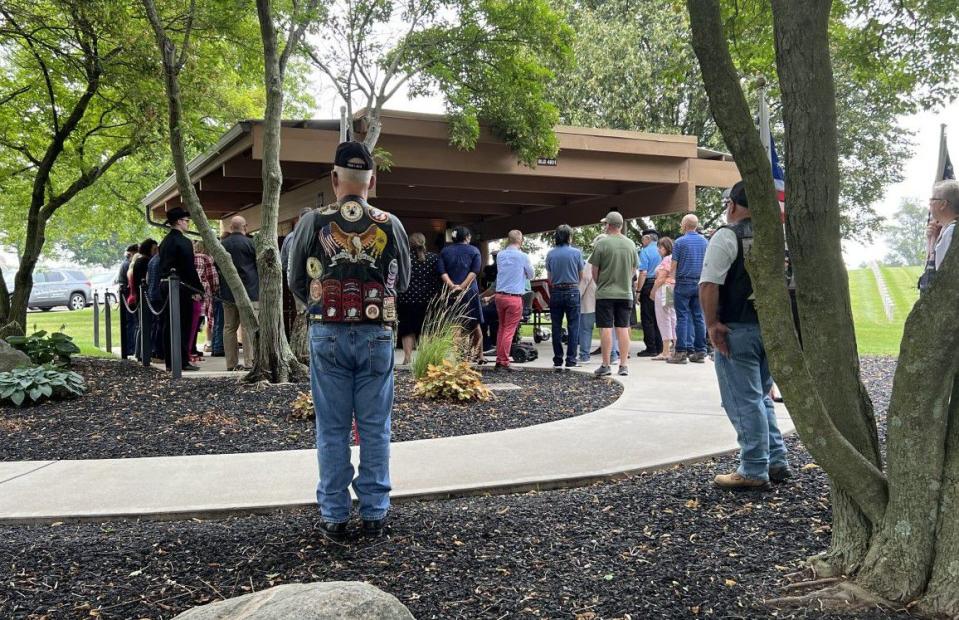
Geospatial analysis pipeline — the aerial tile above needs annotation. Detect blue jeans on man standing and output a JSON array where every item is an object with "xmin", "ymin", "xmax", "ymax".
[
  {"xmin": 673, "ymin": 281, "xmax": 707, "ymax": 354},
  {"xmin": 211, "ymin": 299, "xmax": 225, "ymax": 355},
  {"xmin": 310, "ymin": 322, "xmax": 394, "ymax": 524},
  {"xmin": 578, "ymin": 312, "xmax": 594, "ymax": 362},
  {"xmin": 714, "ymin": 322, "xmax": 788, "ymax": 481},
  {"xmin": 549, "ymin": 287, "xmax": 580, "ymax": 367}
]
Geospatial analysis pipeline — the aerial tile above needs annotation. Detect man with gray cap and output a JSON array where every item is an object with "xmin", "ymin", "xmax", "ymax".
[
  {"xmin": 700, "ymin": 181, "xmax": 789, "ymax": 489},
  {"xmin": 589, "ymin": 211, "xmax": 637, "ymax": 377},
  {"xmin": 287, "ymin": 141, "xmax": 410, "ymax": 541}
]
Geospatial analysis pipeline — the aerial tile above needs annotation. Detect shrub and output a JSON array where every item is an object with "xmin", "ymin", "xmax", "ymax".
[
  {"xmin": 414, "ymin": 360, "xmax": 493, "ymax": 402},
  {"xmin": 0, "ymin": 365, "xmax": 86, "ymax": 407},
  {"xmin": 5, "ymin": 330, "xmax": 80, "ymax": 366},
  {"xmin": 290, "ymin": 391, "xmax": 315, "ymax": 420}
]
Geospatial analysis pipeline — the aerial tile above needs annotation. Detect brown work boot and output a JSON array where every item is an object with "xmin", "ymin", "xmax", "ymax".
[
  {"xmin": 713, "ymin": 472, "xmax": 770, "ymax": 490},
  {"xmin": 666, "ymin": 352, "xmax": 688, "ymax": 364}
]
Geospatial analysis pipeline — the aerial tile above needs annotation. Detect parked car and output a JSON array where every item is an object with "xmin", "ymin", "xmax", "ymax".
[
  {"xmin": 5, "ymin": 269, "xmax": 93, "ymax": 311},
  {"xmin": 90, "ymin": 272, "xmax": 120, "ymax": 306}
]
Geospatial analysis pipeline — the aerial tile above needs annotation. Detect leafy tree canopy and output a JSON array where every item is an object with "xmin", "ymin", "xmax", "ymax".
[
  {"xmin": 882, "ymin": 197, "xmax": 927, "ymax": 266},
  {"xmin": 549, "ymin": 0, "xmax": 959, "ymax": 240}
]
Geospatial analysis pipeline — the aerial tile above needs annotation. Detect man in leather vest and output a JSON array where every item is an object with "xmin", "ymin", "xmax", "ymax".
[
  {"xmin": 699, "ymin": 181, "xmax": 790, "ymax": 490},
  {"xmin": 287, "ymin": 141, "xmax": 410, "ymax": 541}
]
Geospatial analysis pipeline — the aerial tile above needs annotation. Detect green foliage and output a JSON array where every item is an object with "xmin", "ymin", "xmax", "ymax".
[
  {"xmin": 5, "ymin": 331, "xmax": 81, "ymax": 366},
  {"xmin": 414, "ymin": 359, "xmax": 492, "ymax": 401},
  {"xmin": 0, "ymin": 364, "xmax": 86, "ymax": 407},
  {"xmin": 549, "ymin": 0, "xmax": 959, "ymax": 239},
  {"xmin": 411, "ymin": 292, "xmax": 470, "ymax": 379},
  {"xmin": 308, "ymin": 0, "xmax": 572, "ymax": 165},
  {"xmin": 883, "ymin": 198, "xmax": 928, "ymax": 267}
]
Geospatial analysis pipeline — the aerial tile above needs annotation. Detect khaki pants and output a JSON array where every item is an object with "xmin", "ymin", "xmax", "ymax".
[{"xmin": 223, "ymin": 301, "xmax": 258, "ymax": 369}]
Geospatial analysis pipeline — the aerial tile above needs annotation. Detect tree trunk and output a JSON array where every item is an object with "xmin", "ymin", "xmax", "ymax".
[
  {"xmin": 686, "ymin": 0, "xmax": 887, "ymax": 524},
  {"xmin": 141, "ymin": 0, "xmax": 261, "ymax": 367},
  {"xmin": 248, "ymin": 0, "xmax": 308, "ymax": 384},
  {"xmin": 769, "ymin": 0, "xmax": 881, "ymax": 577},
  {"xmin": 687, "ymin": 0, "xmax": 959, "ymax": 611}
]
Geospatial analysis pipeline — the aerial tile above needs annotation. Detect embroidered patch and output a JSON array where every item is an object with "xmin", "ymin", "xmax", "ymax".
[
  {"xmin": 364, "ymin": 304, "xmax": 381, "ymax": 320},
  {"xmin": 367, "ymin": 205, "xmax": 389, "ymax": 223},
  {"xmin": 319, "ymin": 202, "xmax": 339, "ymax": 215},
  {"xmin": 319, "ymin": 222, "xmax": 387, "ymax": 266},
  {"xmin": 383, "ymin": 296, "xmax": 397, "ymax": 322},
  {"xmin": 309, "ymin": 278, "xmax": 323, "ymax": 301},
  {"xmin": 386, "ymin": 259, "xmax": 398, "ymax": 290},
  {"xmin": 340, "ymin": 200, "xmax": 364, "ymax": 222},
  {"xmin": 306, "ymin": 256, "xmax": 322, "ymax": 279}
]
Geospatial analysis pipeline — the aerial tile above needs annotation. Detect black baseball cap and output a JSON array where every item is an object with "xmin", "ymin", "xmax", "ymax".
[
  {"xmin": 729, "ymin": 181, "xmax": 749, "ymax": 208},
  {"xmin": 641, "ymin": 228, "xmax": 659, "ymax": 239},
  {"xmin": 165, "ymin": 206, "xmax": 190, "ymax": 224},
  {"xmin": 334, "ymin": 141, "xmax": 374, "ymax": 171}
]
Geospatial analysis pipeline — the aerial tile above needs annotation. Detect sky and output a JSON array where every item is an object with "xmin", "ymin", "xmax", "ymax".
[{"xmin": 312, "ymin": 77, "xmax": 956, "ymax": 268}]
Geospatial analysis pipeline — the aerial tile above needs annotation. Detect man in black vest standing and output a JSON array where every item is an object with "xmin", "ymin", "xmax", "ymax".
[
  {"xmin": 287, "ymin": 141, "xmax": 410, "ymax": 541},
  {"xmin": 700, "ymin": 181, "xmax": 790, "ymax": 490},
  {"xmin": 158, "ymin": 207, "xmax": 203, "ymax": 372}
]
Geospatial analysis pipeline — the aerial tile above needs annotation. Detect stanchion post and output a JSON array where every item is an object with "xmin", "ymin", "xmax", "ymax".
[
  {"xmin": 168, "ymin": 272, "xmax": 182, "ymax": 379},
  {"xmin": 140, "ymin": 284, "xmax": 152, "ymax": 368},
  {"xmin": 104, "ymin": 292, "xmax": 112, "ymax": 353},
  {"xmin": 118, "ymin": 289, "xmax": 127, "ymax": 358},
  {"xmin": 93, "ymin": 291, "xmax": 100, "ymax": 348}
]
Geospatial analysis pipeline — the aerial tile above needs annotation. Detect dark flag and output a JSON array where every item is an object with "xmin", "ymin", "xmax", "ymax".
[{"xmin": 918, "ymin": 124, "xmax": 954, "ymax": 292}]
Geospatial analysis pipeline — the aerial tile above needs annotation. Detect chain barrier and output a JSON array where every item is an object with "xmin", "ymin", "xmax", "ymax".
[
  {"xmin": 120, "ymin": 290, "xmax": 138, "ymax": 314},
  {"xmin": 144, "ymin": 292, "xmax": 169, "ymax": 316}
]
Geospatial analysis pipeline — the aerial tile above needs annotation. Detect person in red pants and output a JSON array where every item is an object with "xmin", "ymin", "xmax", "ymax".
[{"xmin": 492, "ymin": 230, "xmax": 533, "ymax": 370}]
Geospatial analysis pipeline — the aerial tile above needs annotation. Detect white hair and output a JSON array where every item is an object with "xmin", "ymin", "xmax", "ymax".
[
  {"xmin": 935, "ymin": 179, "xmax": 959, "ymax": 214},
  {"xmin": 333, "ymin": 165, "xmax": 373, "ymax": 186}
]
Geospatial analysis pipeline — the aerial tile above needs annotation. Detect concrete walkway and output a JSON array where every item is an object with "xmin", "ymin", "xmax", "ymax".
[{"xmin": 0, "ymin": 340, "xmax": 792, "ymax": 524}]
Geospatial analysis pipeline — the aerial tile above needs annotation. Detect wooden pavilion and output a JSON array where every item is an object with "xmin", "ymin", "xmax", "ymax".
[{"xmin": 142, "ymin": 109, "xmax": 739, "ymax": 251}]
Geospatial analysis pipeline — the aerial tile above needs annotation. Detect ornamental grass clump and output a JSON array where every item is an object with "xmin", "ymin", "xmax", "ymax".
[
  {"xmin": 411, "ymin": 290, "xmax": 472, "ymax": 380},
  {"xmin": 414, "ymin": 360, "xmax": 492, "ymax": 402},
  {"xmin": 0, "ymin": 365, "xmax": 86, "ymax": 407}
]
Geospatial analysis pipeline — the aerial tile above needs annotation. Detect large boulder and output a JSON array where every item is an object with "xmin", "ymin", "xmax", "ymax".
[
  {"xmin": 0, "ymin": 338, "xmax": 32, "ymax": 373},
  {"xmin": 171, "ymin": 582, "xmax": 415, "ymax": 620}
]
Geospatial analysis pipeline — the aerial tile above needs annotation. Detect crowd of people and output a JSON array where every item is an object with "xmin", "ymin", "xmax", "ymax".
[{"xmin": 116, "ymin": 212, "xmax": 261, "ymax": 373}]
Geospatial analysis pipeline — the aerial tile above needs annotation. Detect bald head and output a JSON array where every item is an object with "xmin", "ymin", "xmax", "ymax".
[
  {"xmin": 229, "ymin": 216, "xmax": 247, "ymax": 233},
  {"xmin": 681, "ymin": 214, "xmax": 699, "ymax": 232},
  {"xmin": 507, "ymin": 229, "xmax": 523, "ymax": 246}
]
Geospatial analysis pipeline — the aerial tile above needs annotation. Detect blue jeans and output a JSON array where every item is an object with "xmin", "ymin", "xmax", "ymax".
[
  {"xmin": 673, "ymin": 282, "xmax": 706, "ymax": 353},
  {"xmin": 549, "ymin": 288, "xmax": 580, "ymax": 366},
  {"xmin": 578, "ymin": 312, "xmax": 594, "ymax": 361},
  {"xmin": 211, "ymin": 299, "xmax": 224, "ymax": 354},
  {"xmin": 714, "ymin": 322, "xmax": 788, "ymax": 480},
  {"xmin": 310, "ymin": 322, "xmax": 395, "ymax": 523}
]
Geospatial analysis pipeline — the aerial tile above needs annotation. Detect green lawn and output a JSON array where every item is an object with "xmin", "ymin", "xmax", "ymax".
[
  {"xmin": 848, "ymin": 266, "xmax": 920, "ymax": 356},
  {"xmin": 24, "ymin": 307, "xmax": 121, "ymax": 358}
]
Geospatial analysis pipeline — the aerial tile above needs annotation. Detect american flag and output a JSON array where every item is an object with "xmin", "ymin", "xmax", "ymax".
[
  {"xmin": 757, "ymin": 91, "xmax": 786, "ymax": 222},
  {"xmin": 918, "ymin": 124, "xmax": 953, "ymax": 292}
]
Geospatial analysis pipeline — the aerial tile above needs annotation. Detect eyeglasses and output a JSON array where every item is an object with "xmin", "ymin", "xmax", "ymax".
[{"xmin": 930, "ymin": 197, "xmax": 946, "ymax": 203}]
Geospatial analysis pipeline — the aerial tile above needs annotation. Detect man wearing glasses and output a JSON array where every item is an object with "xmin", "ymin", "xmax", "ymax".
[{"xmin": 927, "ymin": 180, "xmax": 959, "ymax": 274}]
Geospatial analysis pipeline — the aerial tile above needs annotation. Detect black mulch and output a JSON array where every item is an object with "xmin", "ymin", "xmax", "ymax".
[
  {"xmin": 0, "ymin": 358, "xmax": 623, "ymax": 461},
  {"xmin": 0, "ymin": 358, "xmax": 908, "ymax": 619}
]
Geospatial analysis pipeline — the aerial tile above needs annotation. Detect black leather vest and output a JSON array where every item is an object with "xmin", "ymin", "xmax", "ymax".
[
  {"xmin": 718, "ymin": 220, "xmax": 759, "ymax": 325},
  {"xmin": 305, "ymin": 195, "xmax": 401, "ymax": 322}
]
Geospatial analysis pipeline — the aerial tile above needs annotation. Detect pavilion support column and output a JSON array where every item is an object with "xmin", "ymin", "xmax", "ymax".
[{"xmin": 478, "ymin": 240, "xmax": 491, "ymax": 270}]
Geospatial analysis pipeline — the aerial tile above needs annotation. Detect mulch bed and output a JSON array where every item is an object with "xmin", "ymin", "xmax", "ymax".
[
  {"xmin": 0, "ymin": 358, "xmax": 907, "ymax": 619},
  {"xmin": 0, "ymin": 358, "xmax": 623, "ymax": 461}
]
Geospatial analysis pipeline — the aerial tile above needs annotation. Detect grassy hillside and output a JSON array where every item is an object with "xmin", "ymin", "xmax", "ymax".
[{"xmin": 848, "ymin": 265, "xmax": 921, "ymax": 356}]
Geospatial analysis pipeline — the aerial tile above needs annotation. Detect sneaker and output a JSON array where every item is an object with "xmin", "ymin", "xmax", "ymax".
[
  {"xmin": 494, "ymin": 363, "xmax": 515, "ymax": 373},
  {"xmin": 636, "ymin": 350, "xmax": 656, "ymax": 358},
  {"xmin": 553, "ymin": 365, "xmax": 564, "ymax": 373},
  {"xmin": 183, "ymin": 364, "xmax": 201, "ymax": 372},
  {"xmin": 591, "ymin": 346, "xmax": 602, "ymax": 355},
  {"xmin": 666, "ymin": 352, "xmax": 688, "ymax": 365},
  {"xmin": 565, "ymin": 361, "xmax": 578, "ymax": 369},
  {"xmin": 610, "ymin": 356, "xmax": 620, "ymax": 365},
  {"xmin": 618, "ymin": 366, "xmax": 629, "ymax": 376},
  {"xmin": 578, "ymin": 355, "xmax": 590, "ymax": 363},
  {"xmin": 361, "ymin": 516, "xmax": 389, "ymax": 538},
  {"xmin": 319, "ymin": 520, "xmax": 349, "ymax": 543},
  {"xmin": 593, "ymin": 365, "xmax": 612, "ymax": 377},
  {"xmin": 713, "ymin": 472, "xmax": 770, "ymax": 490},
  {"xmin": 689, "ymin": 351, "xmax": 707, "ymax": 363},
  {"xmin": 769, "ymin": 465, "xmax": 794, "ymax": 483}
]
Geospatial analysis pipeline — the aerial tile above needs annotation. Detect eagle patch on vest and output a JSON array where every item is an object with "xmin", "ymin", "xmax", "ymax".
[{"xmin": 319, "ymin": 222, "xmax": 388, "ymax": 266}]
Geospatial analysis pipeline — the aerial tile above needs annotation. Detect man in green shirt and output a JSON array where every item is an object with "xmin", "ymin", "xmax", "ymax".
[{"xmin": 589, "ymin": 211, "xmax": 638, "ymax": 377}]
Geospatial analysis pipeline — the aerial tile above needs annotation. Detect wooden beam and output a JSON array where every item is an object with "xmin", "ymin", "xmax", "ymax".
[
  {"xmin": 377, "ymin": 167, "xmax": 620, "ymax": 195},
  {"xmin": 475, "ymin": 183, "xmax": 693, "ymax": 239},
  {"xmin": 373, "ymin": 197, "xmax": 521, "ymax": 216},
  {"xmin": 198, "ymin": 176, "xmax": 265, "ymax": 193},
  {"xmin": 375, "ymin": 185, "xmax": 567, "ymax": 207},
  {"xmin": 222, "ymin": 158, "xmax": 330, "ymax": 179}
]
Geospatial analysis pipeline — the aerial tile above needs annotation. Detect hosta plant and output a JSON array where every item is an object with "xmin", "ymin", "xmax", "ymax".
[
  {"xmin": 414, "ymin": 360, "xmax": 493, "ymax": 402},
  {"xmin": 5, "ymin": 330, "xmax": 81, "ymax": 366},
  {"xmin": 0, "ymin": 365, "xmax": 86, "ymax": 407}
]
